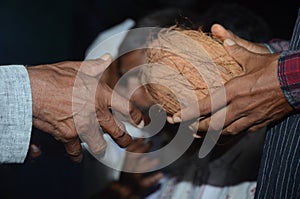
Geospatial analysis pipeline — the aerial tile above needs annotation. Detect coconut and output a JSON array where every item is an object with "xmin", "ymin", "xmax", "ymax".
[{"xmin": 140, "ymin": 27, "xmax": 244, "ymax": 115}]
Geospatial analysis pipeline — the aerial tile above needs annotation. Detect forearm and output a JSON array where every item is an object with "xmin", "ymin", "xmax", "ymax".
[{"xmin": 0, "ymin": 65, "xmax": 32, "ymax": 163}]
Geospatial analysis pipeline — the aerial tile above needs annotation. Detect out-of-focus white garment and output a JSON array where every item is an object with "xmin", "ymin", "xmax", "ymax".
[
  {"xmin": 147, "ymin": 175, "xmax": 256, "ymax": 199},
  {"xmin": 85, "ymin": 18, "xmax": 135, "ymax": 60}
]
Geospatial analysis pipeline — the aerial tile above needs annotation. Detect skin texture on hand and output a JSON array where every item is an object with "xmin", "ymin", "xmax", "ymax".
[
  {"xmin": 27, "ymin": 54, "xmax": 143, "ymax": 162},
  {"xmin": 169, "ymin": 24, "xmax": 293, "ymax": 135}
]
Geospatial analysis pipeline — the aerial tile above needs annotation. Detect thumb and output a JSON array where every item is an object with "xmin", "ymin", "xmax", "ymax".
[
  {"xmin": 81, "ymin": 53, "xmax": 112, "ymax": 77},
  {"xmin": 223, "ymin": 39, "xmax": 253, "ymax": 71}
]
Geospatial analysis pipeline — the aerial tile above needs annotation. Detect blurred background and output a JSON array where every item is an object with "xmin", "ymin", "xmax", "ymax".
[
  {"xmin": 0, "ymin": 0, "xmax": 298, "ymax": 65},
  {"xmin": 0, "ymin": 0, "xmax": 299, "ymax": 199}
]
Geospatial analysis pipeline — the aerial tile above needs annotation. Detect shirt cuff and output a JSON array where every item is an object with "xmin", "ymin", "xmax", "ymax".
[
  {"xmin": 264, "ymin": 39, "xmax": 290, "ymax": 53},
  {"xmin": 278, "ymin": 51, "xmax": 300, "ymax": 110},
  {"xmin": 0, "ymin": 65, "xmax": 32, "ymax": 163}
]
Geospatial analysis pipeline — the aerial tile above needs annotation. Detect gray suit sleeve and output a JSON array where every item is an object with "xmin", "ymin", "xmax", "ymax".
[{"xmin": 0, "ymin": 65, "xmax": 32, "ymax": 163}]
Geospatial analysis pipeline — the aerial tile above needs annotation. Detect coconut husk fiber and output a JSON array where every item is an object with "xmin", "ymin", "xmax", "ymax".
[{"xmin": 140, "ymin": 27, "xmax": 244, "ymax": 115}]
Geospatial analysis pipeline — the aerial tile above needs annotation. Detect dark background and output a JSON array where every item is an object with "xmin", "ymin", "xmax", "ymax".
[
  {"xmin": 0, "ymin": 0, "xmax": 299, "ymax": 65},
  {"xmin": 0, "ymin": 0, "xmax": 299, "ymax": 199}
]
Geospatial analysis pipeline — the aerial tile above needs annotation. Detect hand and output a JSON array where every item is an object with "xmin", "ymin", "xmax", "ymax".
[
  {"xmin": 169, "ymin": 24, "xmax": 293, "ymax": 134},
  {"xmin": 210, "ymin": 24, "xmax": 270, "ymax": 54},
  {"xmin": 27, "ymin": 54, "xmax": 144, "ymax": 162}
]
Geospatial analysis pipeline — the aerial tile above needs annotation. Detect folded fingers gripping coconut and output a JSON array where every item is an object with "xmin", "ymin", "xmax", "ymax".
[{"xmin": 139, "ymin": 27, "xmax": 244, "ymax": 115}]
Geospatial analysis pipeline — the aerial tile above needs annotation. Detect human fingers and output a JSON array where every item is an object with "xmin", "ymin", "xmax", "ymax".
[
  {"xmin": 211, "ymin": 24, "xmax": 235, "ymax": 41},
  {"xmin": 79, "ymin": 121, "xmax": 108, "ymax": 155},
  {"xmin": 79, "ymin": 53, "xmax": 112, "ymax": 77},
  {"xmin": 168, "ymin": 86, "xmax": 228, "ymax": 123},
  {"xmin": 33, "ymin": 118, "xmax": 82, "ymax": 161},
  {"xmin": 193, "ymin": 117, "xmax": 210, "ymax": 132},
  {"xmin": 140, "ymin": 172, "xmax": 164, "ymax": 189},
  {"xmin": 212, "ymin": 24, "xmax": 268, "ymax": 54},
  {"xmin": 247, "ymin": 123, "xmax": 269, "ymax": 132},
  {"xmin": 126, "ymin": 138, "xmax": 145, "ymax": 152},
  {"xmin": 61, "ymin": 114, "xmax": 107, "ymax": 156},
  {"xmin": 223, "ymin": 39, "xmax": 262, "ymax": 73},
  {"xmin": 103, "ymin": 82, "xmax": 144, "ymax": 128},
  {"xmin": 223, "ymin": 39, "xmax": 278, "ymax": 73},
  {"xmin": 222, "ymin": 117, "xmax": 266, "ymax": 135},
  {"xmin": 126, "ymin": 139, "xmax": 152, "ymax": 153},
  {"xmin": 222, "ymin": 114, "xmax": 273, "ymax": 134},
  {"xmin": 29, "ymin": 144, "xmax": 42, "ymax": 158},
  {"xmin": 211, "ymin": 24, "xmax": 251, "ymax": 49},
  {"xmin": 96, "ymin": 105, "xmax": 132, "ymax": 147},
  {"xmin": 112, "ymin": 93, "xmax": 144, "ymax": 128},
  {"xmin": 34, "ymin": 119, "xmax": 82, "ymax": 162},
  {"xmin": 197, "ymin": 107, "xmax": 228, "ymax": 132},
  {"xmin": 63, "ymin": 138, "xmax": 83, "ymax": 162}
]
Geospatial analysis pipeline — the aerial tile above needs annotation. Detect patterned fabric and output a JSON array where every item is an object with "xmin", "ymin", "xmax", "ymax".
[
  {"xmin": 255, "ymin": 114, "xmax": 300, "ymax": 199},
  {"xmin": 255, "ymin": 8, "xmax": 300, "ymax": 199},
  {"xmin": 147, "ymin": 174, "xmax": 257, "ymax": 199},
  {"xmin": 278, "ymin": 50, "xmax": 300, "ymax": 110},
  {"xmin": 0, "ymin": 65, "xmax": 32, "ymax": 163},
  {"xmin": 265, "ymin": 39, "xmax": 290, "ymax": 53}
]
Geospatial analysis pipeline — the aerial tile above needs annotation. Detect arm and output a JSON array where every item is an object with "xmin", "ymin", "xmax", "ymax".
[
  {"xmin": 27, "ymin": 54, "xmax": 144, "ymax": 162},
  {"xmin": 168, "ymin": 24, "xmax": 296, "ymax": 134},
  {"xmin": 1, "ymin": 54, "xmax": 144, "ymax": 163},
  {"xmin": 0, "ymin": 65, "xmax": 32, "ymax": 163}
]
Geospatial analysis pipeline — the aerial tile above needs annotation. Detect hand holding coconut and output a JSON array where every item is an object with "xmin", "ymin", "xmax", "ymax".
[{"xmin": 169, "ymin": 24, "xmax": 294, "ymax": 134}]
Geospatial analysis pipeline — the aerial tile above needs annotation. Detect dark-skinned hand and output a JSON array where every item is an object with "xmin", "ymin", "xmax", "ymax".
[
  {"xmin": 27, "ymin": 54, "xmax": 144, "ymax": 162},
  {"xmin": 168, "ymin": 24, "xmax": 293, "ymax": 135}
]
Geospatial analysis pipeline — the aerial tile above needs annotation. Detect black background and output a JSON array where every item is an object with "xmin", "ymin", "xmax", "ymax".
[{"xmin": 0, "ymin": 0, "xmax": 299, "ymax": 65}]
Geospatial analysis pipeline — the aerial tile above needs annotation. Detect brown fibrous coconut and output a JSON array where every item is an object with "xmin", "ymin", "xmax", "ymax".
[{"xmin": 139, "ymin": 27, "xmax": 244, "ymax": 115}]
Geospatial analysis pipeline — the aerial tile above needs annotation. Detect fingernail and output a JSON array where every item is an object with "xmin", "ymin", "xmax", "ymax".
[
  {"xmin": 224, "ymin": 39, "xmax": 235, "ymax": 46},
  {"xmin": 193, "ymin": 133, "xmax": 202, "ymax": 139},
  {"xmin": 167, "ymin": 116, "xmax": 174, "ymax": 124},
  {"xmin": 188, "ymin": 125, "xmax": 196, "ymax": 132},
  {"xmin": 100, "ymin": 53, "xmax": 111, "ymax": 61},
  {"xmin": 137, "ymin": 120, "xmax": 145, "ymax": 128},
  {"xmin": 31, "ymin": 144, "xmax": 41, "ymax": 153},
  {"xmin": 72, "ymin": 154, "xmax": 83, "ymax": 163},
  {"xmin": 173, "ymin": 116, "xmax": 182, "ymax": 123}
]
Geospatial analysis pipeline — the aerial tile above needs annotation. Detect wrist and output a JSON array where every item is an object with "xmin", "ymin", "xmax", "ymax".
[{"xmin": 27, "ymin": 65, "xmax": 44, "ymax": 119}]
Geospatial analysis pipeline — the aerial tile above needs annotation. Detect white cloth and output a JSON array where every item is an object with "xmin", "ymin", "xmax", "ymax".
[
  {"xmin": 0, "ymin": 65, "xmax": 32, "ymax": 163},
  {"xmin": 147, "ymin": 177, "xmax": 256, "ymax": 199},
  {"xmin": 85, "ymin": 18, "xmax": 135, "ymax": 60}
]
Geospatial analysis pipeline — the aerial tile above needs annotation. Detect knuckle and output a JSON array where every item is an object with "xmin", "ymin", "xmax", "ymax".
[
  {"xmin": 209, "ymin": 120, "xmax": 223, "ymax": 132},
  {"xmin": 98, "ymin": 113, "xmax": 113, "ymax": 124},
  {"xmin": 63, "ymin": 131, "xmax": 77, "ymax": 140},
  {"xmin": 109, "ymin": 125, "xmax": 123, "ymax": 138},
  {"xmin": 68, "ymin": 150, "xmax": 82, "ymax": 157},
  {"xmin": 248, "ymin": 125, "xmax": 260, "ymax": 132},
  {"xmin": 78, "ymin": 122, "xmax": 91, "ymax": 134},
  {"xmin": 128, "ymin": 102, "xmax": 135, "ymax": 115},
  {"xmin": 91, "ymin": 141, "xmax": 107, "ymax": 154},
  {"xmin": 116, "ymin": 133, "xmax": 132, "ymax": 148},
  {"xmin": 225, "ymin": 125, "xmax": 240, "ymax": 135}
]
